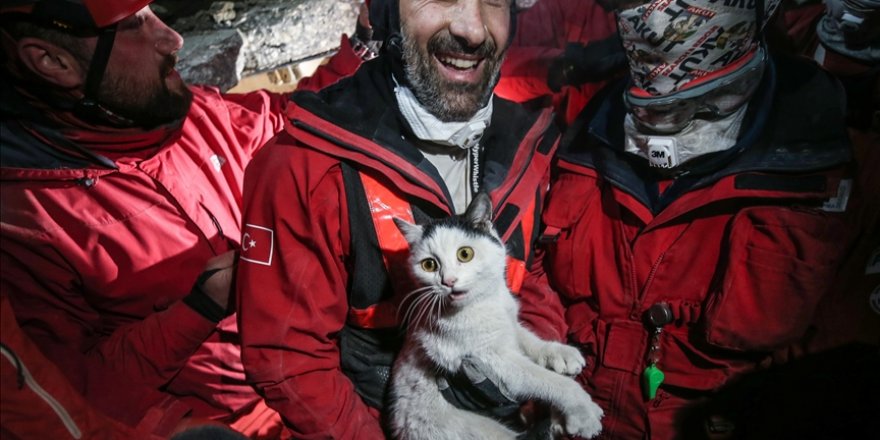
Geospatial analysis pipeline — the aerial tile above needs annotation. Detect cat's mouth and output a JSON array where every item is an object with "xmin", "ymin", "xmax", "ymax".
[{"xmin": 449, "ymin": 290, "xmax": 467, "ymax": 301}]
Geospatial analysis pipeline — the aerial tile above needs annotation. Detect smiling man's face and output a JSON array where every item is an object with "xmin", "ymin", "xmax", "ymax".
[{"xmin": 399, "ymin": 0, "xmax": 511, "ymax": 122}]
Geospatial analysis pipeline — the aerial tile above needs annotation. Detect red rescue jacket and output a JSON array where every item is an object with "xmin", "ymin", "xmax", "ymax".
[
  {"xmin": 237, "ymin": 56, "xmax": 559, "ymax": 439},
  {"xmin": 519, "ymin": 55, "xmax": 858, "ymax": 440},
  {"xmin": 1, "ymin": 86, "xmax": 286, "ymax": 434}
]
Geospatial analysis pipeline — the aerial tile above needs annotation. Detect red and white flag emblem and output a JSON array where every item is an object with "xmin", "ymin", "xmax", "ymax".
[{"xmin": 241, "ymin": 223, "xmax": 274, "ymax": 266}]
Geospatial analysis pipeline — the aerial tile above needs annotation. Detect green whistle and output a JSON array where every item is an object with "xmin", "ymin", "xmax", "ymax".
[{"xmin": 642, "ymin": 364, "xmax": 665, "ymax": 400}]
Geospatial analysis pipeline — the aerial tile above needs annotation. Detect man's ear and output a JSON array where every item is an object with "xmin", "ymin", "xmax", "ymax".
[{"xmin": 16, "ymin": 37, "xmax": 85, "ymax": 89}]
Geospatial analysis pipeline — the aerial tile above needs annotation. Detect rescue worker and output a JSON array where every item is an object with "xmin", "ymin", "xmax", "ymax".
[
  {"xmin": 236, "ymin": 0, "xmax": 561, "ymax": 437},
  {"xmin": 517, "ymin": 0, "xmax": 860, "ymax": 438},
  {"xmin": 0, "ymin": 0, "xmax": 354, "ymax": 437}
]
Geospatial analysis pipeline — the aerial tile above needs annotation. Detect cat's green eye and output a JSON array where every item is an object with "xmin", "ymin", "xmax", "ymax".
[
  {"xmin": 457, "ymin": 247, "xmax": 474, "ymax": 262},
  {"xmin": 420, "ymin": 258, "xmax": 439, "ymax": 272}
]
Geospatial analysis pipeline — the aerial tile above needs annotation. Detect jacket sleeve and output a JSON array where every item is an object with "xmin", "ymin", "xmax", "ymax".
[
  {"xmin": 1, "ymin": 292, "xmax": 166, "ymax": 440},
  {"xmin": 237, "ymin": 141, "xmax": 384, "ymax": 440},
  {"xmin": 296, "ymin": 36, "xmax": 364, "ymax": 92},
  {"xmin": 495, "ymin": 46, "xmax": 564, "ymax": 104},
  {"xmin": 518, "ymin": 244, "xmax": 569, "ymax": 343},
  {"xmin": 190, "ymin": 86, "xmax": 290, "ymax": 163},
  {"xmin": 496, "ymin": 0, "xmax": 616, "ymax": 104},
  {"xmin": 0, "ymin": 238, "xmax": 206, "ymax": 433}
]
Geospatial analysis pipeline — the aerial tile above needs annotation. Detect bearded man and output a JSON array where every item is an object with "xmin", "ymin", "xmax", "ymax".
[
  {"xmin": 0, "ymin": 1, "xmax": 299, "ymax": 437},
  {"xmin": 236, "ymin": 0, "xmax": 562, "ymax": 438}
]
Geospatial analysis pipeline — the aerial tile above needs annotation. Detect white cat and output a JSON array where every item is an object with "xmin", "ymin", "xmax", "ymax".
[{"xmin": 389, "ymin": 193, "xmax": 603, "ymax": 440}]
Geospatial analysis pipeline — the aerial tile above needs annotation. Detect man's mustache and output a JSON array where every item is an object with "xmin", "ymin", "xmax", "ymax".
[
  {"xmin": 161, "ymin": 54, "xmax": 179, "ymax": 76},
  {"xmin": 427, "ymin": 31, "xmax": 497, "ymax": 59}
]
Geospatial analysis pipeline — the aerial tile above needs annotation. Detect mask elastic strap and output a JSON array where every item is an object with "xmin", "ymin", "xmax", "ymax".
[
  {"xmin": 73, "ymin": 23, "xmax": 134, "ymax": 126},
  {"xmin": 83, "ymin": 24, "xmax": 116, "ymax": 101}
]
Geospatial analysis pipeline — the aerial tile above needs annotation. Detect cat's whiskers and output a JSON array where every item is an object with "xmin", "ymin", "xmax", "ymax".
[
  {"xmin": 425, "ymin": 294, "xmax": 442, "ymax": 328},
  {"xmin": 431, "ymin": 294, "xmax": 446, "ymax": 326},
  {"xmin": 400, "ymin": 285, "xmax": 434, "ymax": 304},
  {"xmin": 401, "ymin": 291, "xmax": 432, "ymax": 328},
  {"xmin": 412, "ymin": 289, "xmax": 441, "ymax": 329},
  {"xmin": 409, "ymin": 295, "xmax": 429, "ymax": 328},
  {"xmin": 402, "ymin": 286, "xmax": 445, "ymax": 329},
  {"xmin": 397, "ymin": 286, "xmax": 433, "ymax": 324}
]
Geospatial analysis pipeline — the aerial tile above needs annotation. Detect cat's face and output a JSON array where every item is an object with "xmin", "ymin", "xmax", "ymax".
[
  {"xmin": 395, "ymin": 193, "xmax": 507, "ymax": 310},
  {"xmin": 407, "ymin": 226, "xmax": 507, "ymax": 307}
]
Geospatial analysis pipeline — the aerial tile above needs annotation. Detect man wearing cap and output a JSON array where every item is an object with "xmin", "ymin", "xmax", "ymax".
[
  {"xmin": 517, "ymin": 0, "xmax": 858, "ymax": 438},
  {"xmin": 0, "ymin": 0, "xmax": 331, "ymax": 436},
  {"xmin": 236, "ymin": 0, "xmax": 562, "ymax": 438}
]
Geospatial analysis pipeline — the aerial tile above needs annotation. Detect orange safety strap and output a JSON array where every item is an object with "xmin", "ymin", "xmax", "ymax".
[
  {"xmin": 506, "ymin": 258, "xmax": 526, "ymax": 295},
  {"xmin": 505, "ymin": 195, "xmax": 535, "ymax": 295},
  {"xmin": 347, "ymin": 172, "xmax": 414, "ymax": 328}
]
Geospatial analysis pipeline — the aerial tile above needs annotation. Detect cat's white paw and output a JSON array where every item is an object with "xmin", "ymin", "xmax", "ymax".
[
  {"xmin": 560, "ymin": 397, "xmax": 604, "ymax": 439},
  {"xmin": 533, "ymin": 341, "xmax": 586, "ymax": 376}
]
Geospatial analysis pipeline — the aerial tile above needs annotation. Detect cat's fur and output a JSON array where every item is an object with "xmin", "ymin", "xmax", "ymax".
[{"xmin": 389, "ymin": 193, "xmax": 603, "ymax": 440}]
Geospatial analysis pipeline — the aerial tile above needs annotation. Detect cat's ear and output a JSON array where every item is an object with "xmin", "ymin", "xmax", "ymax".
[
  {"xmin": 464, "ymin": 192, "xmax": 494, "ymax": 232},
  {"xmin": 394, "ymin": 217, "xmax": 423, "ymax": 244}
]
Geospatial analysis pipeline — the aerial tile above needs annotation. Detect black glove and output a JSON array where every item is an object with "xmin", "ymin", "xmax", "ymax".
[
  {"xmin": 439, "ymin": 357, "xmax": 520, "ymax": 420},
  {"xmin": 547, "ymin": 33, "xmax": 628, "ymax": 92},
  {"xmin": 438, "ymin": 357, "xmax": 554, "ymax": 439}
]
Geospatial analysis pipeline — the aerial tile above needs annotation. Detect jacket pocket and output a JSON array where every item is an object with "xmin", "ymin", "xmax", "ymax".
[
  {"xmin": 704, "ymin": 207, "xmax": 846, "ymax": 351},
  {"xmin": 542, "ymin": 172, "xmax": 598, "ymax": 300}
]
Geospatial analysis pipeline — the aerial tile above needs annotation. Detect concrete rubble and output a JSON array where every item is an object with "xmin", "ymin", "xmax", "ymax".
[{"xmin": 171, "ymin": 0, "xmax": 360, "ymax": 91}]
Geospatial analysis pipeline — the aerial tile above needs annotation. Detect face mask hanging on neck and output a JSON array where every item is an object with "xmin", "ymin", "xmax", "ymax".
[{"xmin": 394, "ymin": 77, "xmax": 493, "ymax": 151}]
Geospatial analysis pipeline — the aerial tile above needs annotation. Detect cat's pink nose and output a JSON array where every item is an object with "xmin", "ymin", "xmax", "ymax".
[{"xmin": 441, "ymin": 276, "xmax": 457, "ymax": 288}]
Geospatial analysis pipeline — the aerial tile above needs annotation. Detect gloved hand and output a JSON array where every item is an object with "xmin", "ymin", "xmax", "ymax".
[
  {"xmin": 547, "ymin": 33, "xmax": 628, "ymax": 92},
  {"xmin": 438, "ymin": 357, "xmax": 554, "ymax": 440},
  {"xmin": 182, "ymin": 251, "xmax": 237, "ymax": 322},
  {"xmin": 438, "ymin": 357, "xmax": 520, "ymax": 420}
]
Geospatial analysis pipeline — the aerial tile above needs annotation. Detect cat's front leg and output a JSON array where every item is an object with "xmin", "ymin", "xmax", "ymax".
[
  {"xmin": 515, "ymin": 323, "xmax": 585, "ymax": 376},
  {"xmin": 496, "ymin": 353, "xmax": 604, "ymax": 439}
]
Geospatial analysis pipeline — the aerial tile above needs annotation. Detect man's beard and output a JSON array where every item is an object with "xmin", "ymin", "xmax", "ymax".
[
  {"xmin": 97, "ymin": 55, "xmax": 193, "ymax": 128},
  {"xmin": 401, "ymin": 24, "xmax": 505, "ymax": 122}
]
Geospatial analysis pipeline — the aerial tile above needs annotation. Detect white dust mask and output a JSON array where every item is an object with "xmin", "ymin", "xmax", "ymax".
[
  {"xmin": 623, "ymin": 104, "xmax": 747, "ymax": 169},
  {"xmin": 394, "ymin": 77, "xmax": 493, "ymax": 150}
]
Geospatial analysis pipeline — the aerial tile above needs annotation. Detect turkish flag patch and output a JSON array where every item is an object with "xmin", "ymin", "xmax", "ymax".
[{"xmin": 240, "ymin": 223, "xmax": 274, "ymax": 266}]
